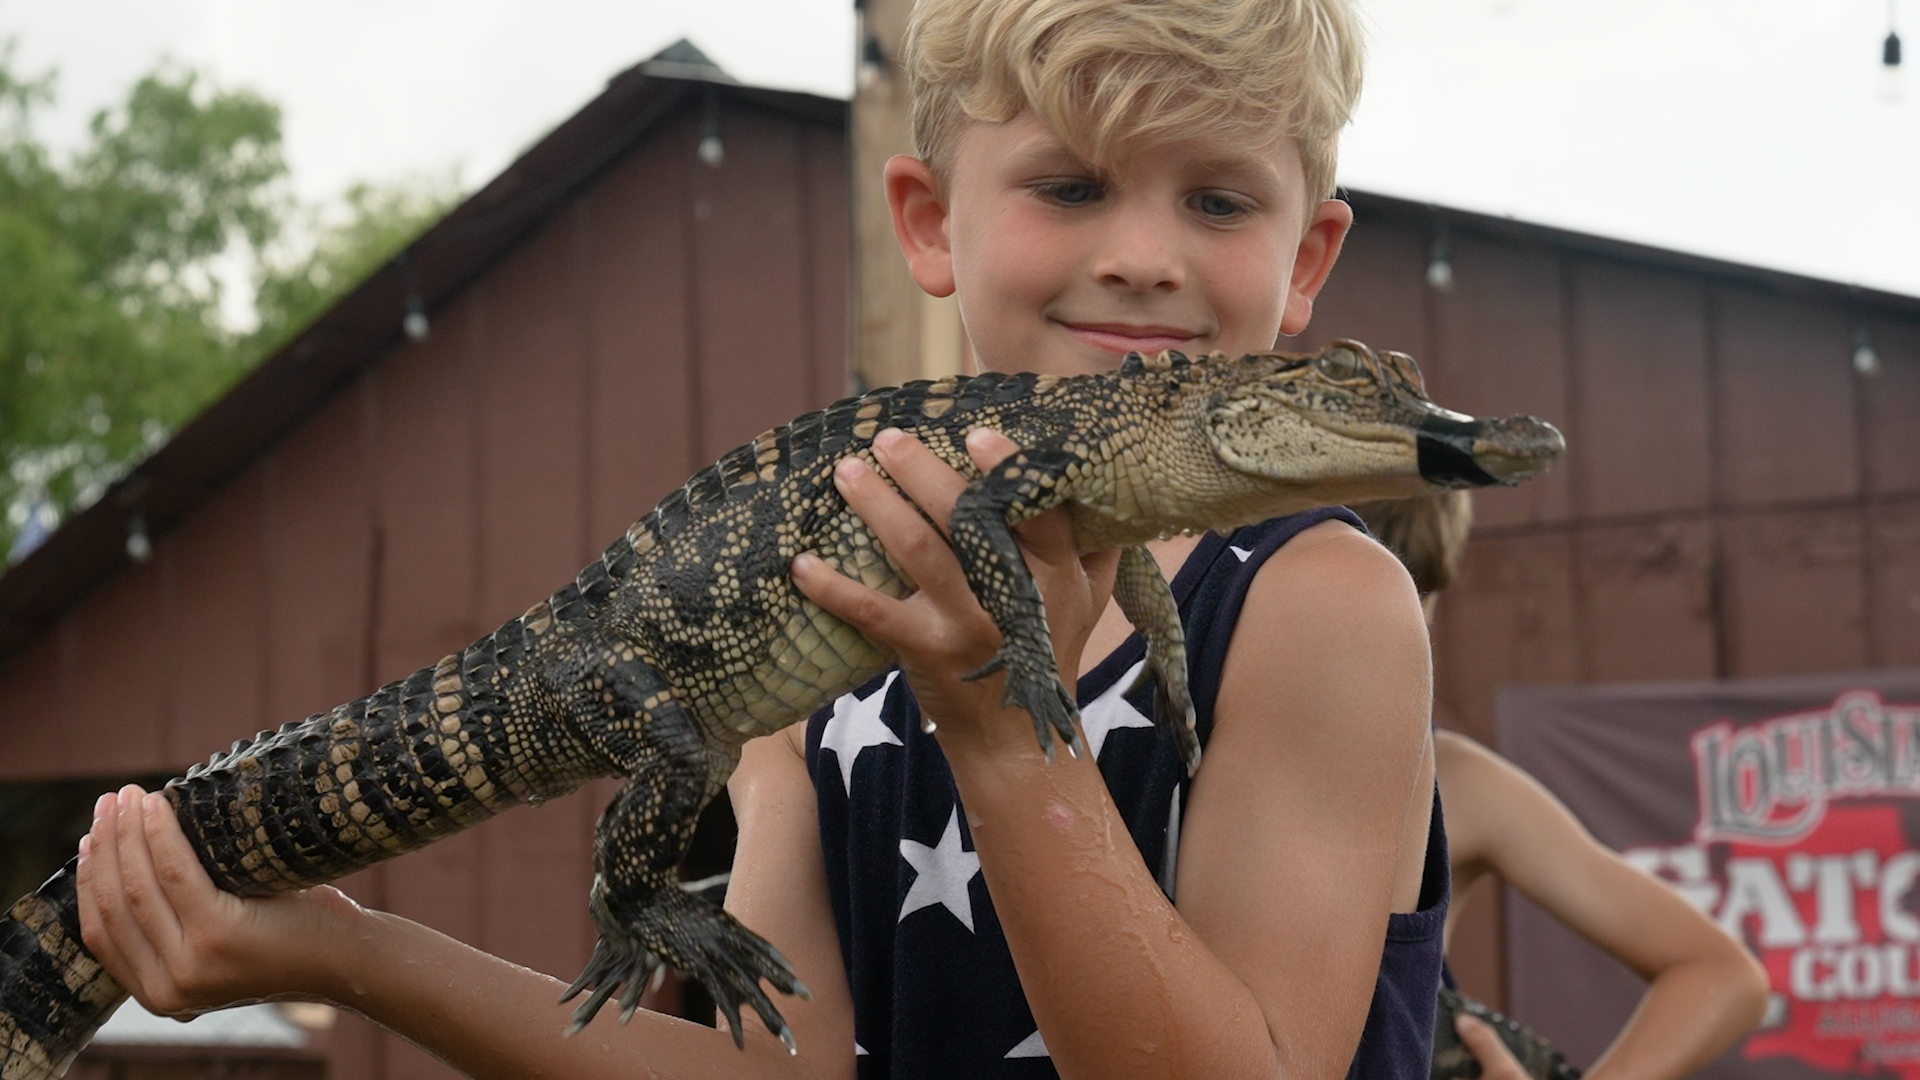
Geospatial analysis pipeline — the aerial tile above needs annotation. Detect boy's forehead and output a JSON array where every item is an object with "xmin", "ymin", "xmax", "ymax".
[{"xmin": 962, "ymin": 110, "xmax": 1305, "ymax": 187}]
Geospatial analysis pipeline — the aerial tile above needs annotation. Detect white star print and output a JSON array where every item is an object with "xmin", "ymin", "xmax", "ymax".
[
  {"xmin": 898, "ymin": 808, "xmax": 981, "ymax": 931},
  {"xmin": 1230, "ymin": 544, "xmax": 1253, "ymax": 562},
  {"xmin": 819, "ymin": 672, "xmax": 902, "ymax": 793},
  {"xmin": 1006, "ymin": 1029, "xmax": 1050, "ymax": 1058},
  {"xmin": 1079, "ymin": 659, "xmax": 1155, "ymax": 759}
]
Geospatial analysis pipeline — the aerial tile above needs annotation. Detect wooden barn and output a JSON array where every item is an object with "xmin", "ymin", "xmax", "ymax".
[
  {"xmin": 4, "ymin": 30, "xmax": 1920, "ymax": 1080},
  {"xmin": 0, "ymin": 41, "xmax": 847, "ymax": 1078}
]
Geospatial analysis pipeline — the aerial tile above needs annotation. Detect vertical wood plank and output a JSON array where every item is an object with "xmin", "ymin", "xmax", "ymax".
[
  {"xmin": 1572, "ymin": 519, "xmax": 1717, "ymax": 683},
  {"xmin": 160, "ymin": 472, "xmax": 268, "ymax": 762},
  {"xmin": 1568, "ymin": 263, "xmax": 1711, "ymax": 519},
  {"xmin": 1719, "ymin": 507, "xmax": 1868, "ymax": 676},
  {"xmin": 1712, "ymin": 287, "xmax": 1857, "ymax": 508}
]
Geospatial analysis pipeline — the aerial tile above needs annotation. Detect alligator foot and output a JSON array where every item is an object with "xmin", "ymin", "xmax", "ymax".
[
  {"xmin": 563, "ymin": 885, "xmax": 810, "ymax": 1051},
  {"xmin": 966, "ymin": 649, "xmax": 1084, "ymax": 763},
  {"xmin": 1128, "ymin": 648, "xmax": 1199, "ymax": 775},
  {"xmin": 1114, "ymin": 545, "xmax": 1201, "ymax": 775}
]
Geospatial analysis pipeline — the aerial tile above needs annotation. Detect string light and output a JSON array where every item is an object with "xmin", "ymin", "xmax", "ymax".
[
  {"xmin": 403, "ymin": 292, "xmax": 430, "ymax": 342},
  {"xmin": 1885, "ymin": 0, "xmax": 1905, "ymax": 101},
  {"xmin": 859, "ymin": 32, "xmax": 889, "ymax": 92},
  {"xmin": 698, "ymin": 87, "xmax": 725, "ymax": 167},
  {"xmin": 1426, "ymin": 219, "xmax": 1455, "ymax": 292},
  {"xmin": 126, "ymin": 514, "xmax": 152, "ymax": 563},
  {"xmin": 1854, "ymin": 325, "xmax": 1883, "ymax": 377}
]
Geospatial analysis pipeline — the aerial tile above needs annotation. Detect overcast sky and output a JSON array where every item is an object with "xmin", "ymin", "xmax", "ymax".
[{"xmin": 5, "ymin": 0, "xmax": 1916, "ymax": 298}]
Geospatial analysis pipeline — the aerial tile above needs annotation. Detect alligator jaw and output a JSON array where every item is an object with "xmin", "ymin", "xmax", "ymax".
[{"xmin": 1415, "ymin": 412, "xmax": 1565, "ymax": 488}]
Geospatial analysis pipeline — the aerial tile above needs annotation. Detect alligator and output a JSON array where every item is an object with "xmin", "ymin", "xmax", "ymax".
[
  {"xmin": 0, "ymin": 340, "xmax": 1563, "ymax": 1078},
  {"xmin": 1433, "ymin": 987, "xmax": 1583, "ymax": 1080}
]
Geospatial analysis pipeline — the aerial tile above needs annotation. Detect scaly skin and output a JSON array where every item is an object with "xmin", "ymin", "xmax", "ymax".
[{"xmin": 0, "ymin": 341, "xmax": 1563, "ymax": 1076}]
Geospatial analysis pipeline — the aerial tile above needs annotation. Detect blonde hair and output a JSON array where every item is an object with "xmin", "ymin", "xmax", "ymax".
[
  {"xmin": 1351, "ymin": 491, "xmax": 1474, "ymax": 597},
  {"xmin": 903, "ymin": 0, "xmax": 1364, "ymax": 201}
]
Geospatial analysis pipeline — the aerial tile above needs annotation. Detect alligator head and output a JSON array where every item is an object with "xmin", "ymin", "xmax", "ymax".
[{"xmin": 1203, "ymin": 338, "xmax": 1565, "ymax": 503}]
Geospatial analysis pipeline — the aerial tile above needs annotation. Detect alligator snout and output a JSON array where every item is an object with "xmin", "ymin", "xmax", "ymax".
[{"xmin": 1417, "ymin": 413, "xmax": 1565, "ymax": 488}]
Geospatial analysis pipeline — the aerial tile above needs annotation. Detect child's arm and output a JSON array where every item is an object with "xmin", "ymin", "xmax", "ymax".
[
  {"xmin": 793, "ymin": 428, "xmax": 1436, "ymax": 1080},
  {"xmin": 74, "ymin": 760, "xmax": 855, "ymax": 1079},
  {"xmin": 1437, "ymin": 731, "xmax": 1769, "ymax": 1080}
]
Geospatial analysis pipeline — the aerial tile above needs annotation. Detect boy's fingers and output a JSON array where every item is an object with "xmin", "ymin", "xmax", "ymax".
[
  {"xmin": 871, "ymin": 429, "xmax": 970, "ymax": 532},
  {"xmin": 142, "ymin": 792, "xmax": 217, "ymax": 916},
  {"xmin": 963, "ymin": 427, "xmax": 1020, "ymax": 474},
  {"xmin": 86, "ymin": 790, "xmax": 168, "ymax": 988},
  {"xmin": 75, "ymin": 804, "xmax": 136, "ymax": 987},
  {"xmin": 833, "ymin": 455, "xmax": 968, "ymax": 599},
  {"xmin": 791, "ymin": 552, "xmax": 918, "ymax": 646},
  {"xmin": 113, "ymin": 786, "xmax": 187, "ymax": 955},
  {"xmin": 1454, "ymin": 1015, "xmax": 1529, "ymax": 1080}
]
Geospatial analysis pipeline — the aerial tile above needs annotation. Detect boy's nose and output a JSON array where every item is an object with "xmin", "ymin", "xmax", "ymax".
[{"xmin": 1090, "ymin": 208, "xmax": 1186, "ymax": 293}]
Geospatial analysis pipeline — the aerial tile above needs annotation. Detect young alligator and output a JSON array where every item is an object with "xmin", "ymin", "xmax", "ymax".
[{"xmin": 0, "ymin": 340, "xmax": 1564, "ymax": 1077}]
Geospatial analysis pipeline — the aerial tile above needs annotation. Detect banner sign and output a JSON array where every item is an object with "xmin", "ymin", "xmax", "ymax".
[{"xmin": 1498, "ymin": 670, "xmax": 1920, "ymax": 1080}]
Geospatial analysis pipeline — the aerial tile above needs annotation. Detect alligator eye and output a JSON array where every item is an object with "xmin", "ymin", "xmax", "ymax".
[{"xmin": 1316, "ymin": 346, "xmax": 1367, "ymax": 382}]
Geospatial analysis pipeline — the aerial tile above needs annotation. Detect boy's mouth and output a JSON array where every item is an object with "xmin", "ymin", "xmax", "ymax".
[{"xmin": 1057, "ymin": 320, "xmax": 1202, "ymax": 357}]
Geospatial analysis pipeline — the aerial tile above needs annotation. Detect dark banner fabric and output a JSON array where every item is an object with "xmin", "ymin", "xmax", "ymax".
[{"xmin": 1498, "ymin": 669, "xmax": 1920, "ymax": 1080}]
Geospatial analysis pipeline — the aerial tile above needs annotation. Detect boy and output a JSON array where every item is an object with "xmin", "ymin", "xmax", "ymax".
[
  {"xmin": 1353, "ymin": 494, "xmax": 1768, "ymax": 1080},
  {"xmin": 77, "ymin": 1, "xmax": 1445, "ymax": 1077}
]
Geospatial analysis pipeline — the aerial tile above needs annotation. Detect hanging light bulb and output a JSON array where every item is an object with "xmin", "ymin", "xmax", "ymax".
[
  {"xmin": 1854, "ymin": 325, "xmax": 1883, "ymax": 377},
  {"xmin": 698, "ymin": 88, "xmax": 725, "ymax": 167},
  {"xmin": 1426, "ymin": 221, "xmax": 1455, "ymax": 292},
  {"xmin": 859, "ymin": 32, "xmax": 889, "ymax": 92},
  {"xmin": 126, "ymin": 514, "xmax": 152, "ymax": 563},
  {"xmin": 403, "ymin": 292, "xmax": 430, "ymax": 342},
  {"xmin": 1884, "ymin": 0, "xmax": 1905, "ymax": 101}
]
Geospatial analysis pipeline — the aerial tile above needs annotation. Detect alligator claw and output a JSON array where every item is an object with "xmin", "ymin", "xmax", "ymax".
[
  {"xmin": 565, "ymin": 886, "xmax": 807, "ymax": 1050},
  {"xmin": 967, "ymin": 648, "xmax": 1082, "ymax": 762}
]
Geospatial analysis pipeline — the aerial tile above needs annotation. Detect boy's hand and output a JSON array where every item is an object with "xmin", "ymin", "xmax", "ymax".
[
  {"xmin": 75, "ymin": 785, "xmax": 360, "ymax": 1017},
  {"xmin": 1454, "ymin": 1014, "xmax": 1535, "ymax": 1080},
  {"xmin": 790, "ymin": 427, "xmax": 1118, "ymax": 761}
]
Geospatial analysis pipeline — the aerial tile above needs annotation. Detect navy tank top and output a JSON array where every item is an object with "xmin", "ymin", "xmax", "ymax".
[{"xmin": 804, "ymin": 508, "xmax": 1449, "ymax": 1078}]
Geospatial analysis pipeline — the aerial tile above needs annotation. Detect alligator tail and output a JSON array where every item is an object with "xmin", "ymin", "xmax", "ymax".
[
  {"xmin": 0, "ymin": 547, "xmax": 633, "ymax": 1076},
  {"xmin": 0, "ymin": 860, "xmax": 123, "ymax": 1080}
]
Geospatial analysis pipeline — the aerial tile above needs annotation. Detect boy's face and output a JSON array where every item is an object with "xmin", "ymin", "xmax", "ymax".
[{"xmin": 887, "ymin": 110, "xmax": 1352, "ymax": 378}]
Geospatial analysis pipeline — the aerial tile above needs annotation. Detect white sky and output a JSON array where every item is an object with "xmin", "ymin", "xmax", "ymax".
[{"xmin": 4, "ymin": 0, "xmax": 1916, "ymax": 299}]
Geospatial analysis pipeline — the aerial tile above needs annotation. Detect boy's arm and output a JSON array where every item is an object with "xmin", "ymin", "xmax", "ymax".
[
  {"xmin": 1437, "ymin": 731, "xmax": 1769, "ymax": 1080},
  {"xmin": 75, "ymin": 747, "xmax": 854, "ymax": 1079},
  {"xmin": 793, "ymin": 430, "xmax": 1436, "ymax": 1080}
]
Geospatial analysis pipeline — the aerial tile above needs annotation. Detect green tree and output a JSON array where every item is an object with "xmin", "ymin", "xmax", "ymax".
[
  {"xmin": 2, "ymin": 42, "xmax": 287, "ymax": 559},
  {"xmin": 1, "ymin": 40, "xmax": 460, "ymax": 564}
]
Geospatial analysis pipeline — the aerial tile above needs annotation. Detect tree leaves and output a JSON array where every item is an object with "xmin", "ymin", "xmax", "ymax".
[{"xmin": 1, "ymin": 41, "xmax": 460, "ymax": 565}]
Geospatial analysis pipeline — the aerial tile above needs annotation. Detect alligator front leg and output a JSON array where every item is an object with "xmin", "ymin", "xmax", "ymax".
[
  {"xmin": 947, "ymin": 445, "xmax": 1089, "ymax": 762},
  {"xmin": 1111, "ymin": 545, "xmax": 1201, "ymax": 776},
  {"xmin": 557, "ymin": 653, "xmax": 806, "ymax": 1049}
]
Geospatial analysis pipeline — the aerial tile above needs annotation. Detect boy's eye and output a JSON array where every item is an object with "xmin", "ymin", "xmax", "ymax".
[
  {"xmin": 1037, "ymin": 180, "xmax": 1102, "ymax": 206},
  {"xmin": 1190, "ymin": 192, "xmax": 1248, "ymax": 219}
]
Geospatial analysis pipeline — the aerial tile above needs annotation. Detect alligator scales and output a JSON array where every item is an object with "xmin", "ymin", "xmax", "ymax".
[{"xmin": 1, "ymin": 341, "xmax": 1562, "ymax": 1077}]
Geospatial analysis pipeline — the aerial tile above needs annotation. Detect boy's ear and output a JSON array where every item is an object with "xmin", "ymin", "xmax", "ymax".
[
  {"xmin": 1279, "ymin": 199, "xmax": 1355, "ymax": 336},
  {"xmin": 884, "ymin": 154, "xmax": 956, "ymax": 298}
]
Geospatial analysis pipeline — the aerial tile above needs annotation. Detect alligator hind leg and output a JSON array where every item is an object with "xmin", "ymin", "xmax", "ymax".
[
  {"xmin": 558, "ymin": 659, "xmax": 806, "ymax": 1048},
  {"xmin": 1111, "ymin": 545, "xmax": 1200, "ymax": 776}
]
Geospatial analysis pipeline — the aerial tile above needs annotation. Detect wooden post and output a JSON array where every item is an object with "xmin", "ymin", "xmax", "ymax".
[{"xmin": 851, "ymin": 0, "xmax": 970, "ymax": 391}]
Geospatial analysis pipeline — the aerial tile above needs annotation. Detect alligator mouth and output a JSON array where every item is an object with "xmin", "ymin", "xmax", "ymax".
[{"xmin": 1416, "ymin": 412, "xmax": 1566, "ymax": 487}]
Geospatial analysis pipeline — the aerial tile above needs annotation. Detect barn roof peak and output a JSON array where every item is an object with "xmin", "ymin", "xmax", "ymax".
[{"xmin": 632, "ymin": 39, "xmax": 737, "ymax": 85}]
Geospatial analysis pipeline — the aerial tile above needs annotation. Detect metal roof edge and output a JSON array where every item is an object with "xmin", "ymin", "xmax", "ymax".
[{"xmin": 1341, "ymin": 188, "xmax": 1920, "ymax": 321}]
